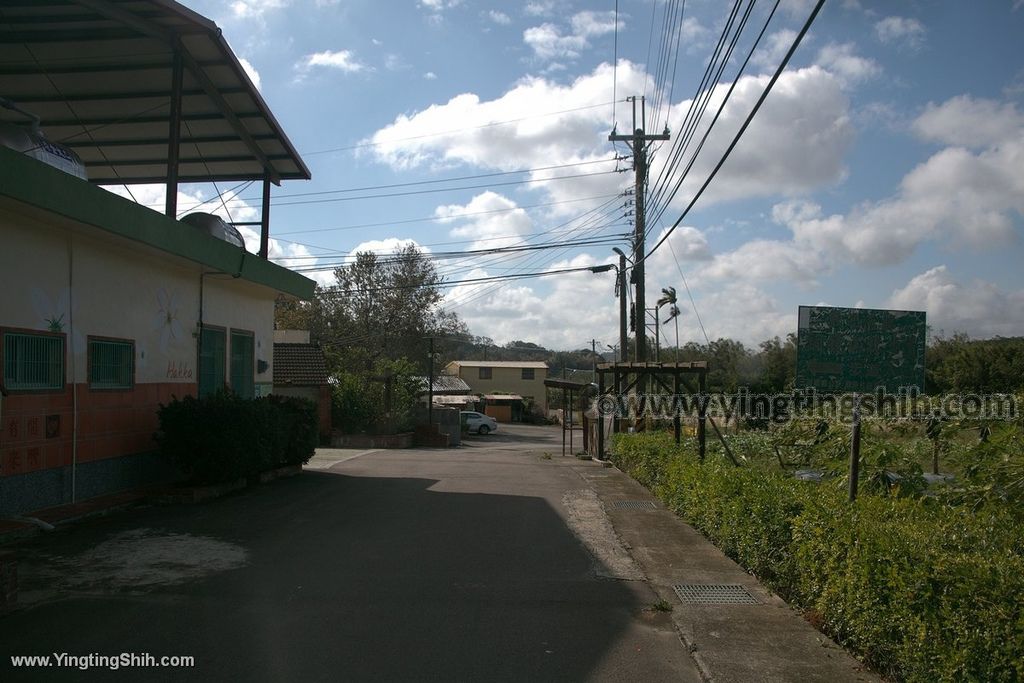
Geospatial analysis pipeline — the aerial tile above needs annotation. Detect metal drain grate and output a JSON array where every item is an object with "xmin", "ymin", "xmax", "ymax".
[
  {"xmin": 672, "ymin": 583, "xmax": 759, "ymax": 605},
  {"xmin": 612, "ymin": 500, "xmax": 658, "ymax": 510}
]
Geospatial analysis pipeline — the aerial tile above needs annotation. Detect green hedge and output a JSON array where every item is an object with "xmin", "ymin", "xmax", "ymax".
[
  {"xmin": 157, "ymin": 391, "xmax": 318, "ymax": 485},
  {"xmin": 611, "ymin": 432, "xmax": 1024, "ymax": 682}
]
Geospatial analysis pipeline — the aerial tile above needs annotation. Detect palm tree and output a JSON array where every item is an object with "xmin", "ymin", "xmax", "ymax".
[
  {"xmin": 656, "ymin": 287, "xmax": 677, "ymax": 361},
  {"xmin": 664, "ymin": 304, "xmax": 681, "ymax": 360}
]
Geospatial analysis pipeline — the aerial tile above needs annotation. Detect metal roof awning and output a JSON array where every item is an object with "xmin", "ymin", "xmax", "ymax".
[
  {"xmin": 431, "ymin": 395, "xmax": 474, "ymax": 405},
  {"xmin": 0, "ymin": 0, "xmax": 310, "ymax": 186}
]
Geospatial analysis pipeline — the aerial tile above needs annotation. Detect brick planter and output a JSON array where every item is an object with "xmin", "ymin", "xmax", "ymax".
[
  {"xmin": 331, "ymin": 432, "xmax": 414, "ymax": 449},
  {"xmin": 258, "ymin": 464, "xmax": 302, "ymax": 484},
  {"xmin": 151, "ymin": 477, "xmax": 248, "ymax": 505},
  {"xmin": 0, "ymin": 550, "xmax": 17, "ymax": 612}
]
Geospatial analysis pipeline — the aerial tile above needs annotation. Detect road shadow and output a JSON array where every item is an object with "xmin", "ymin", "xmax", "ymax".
[{"xmin": 1, "ymin": 470, "xmax": 677, "ymax": 681}]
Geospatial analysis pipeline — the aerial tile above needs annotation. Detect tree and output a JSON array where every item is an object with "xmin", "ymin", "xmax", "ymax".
[
  {"xmin": 755, "ymin": 334, "xmax": 797, "ymax": 393},
  {"xmin": 275, "ymin": 244, "xmax": 467, "ymax": 376}
]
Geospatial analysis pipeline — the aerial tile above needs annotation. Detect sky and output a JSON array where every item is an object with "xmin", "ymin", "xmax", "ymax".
[{"xmin": 115, "ymin": 0, "xmax": 1024, "ymax": 351}]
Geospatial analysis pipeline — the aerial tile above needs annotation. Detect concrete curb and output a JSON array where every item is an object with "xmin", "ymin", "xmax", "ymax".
[{"xmin": 580, "ymin": 463, "xmax": 880, "ymax": 683}]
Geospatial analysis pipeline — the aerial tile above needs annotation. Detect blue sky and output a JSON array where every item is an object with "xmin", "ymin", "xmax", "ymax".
[{"xmin": 146, "ymin": 0, "xmax": 1024, "ymax": 350}]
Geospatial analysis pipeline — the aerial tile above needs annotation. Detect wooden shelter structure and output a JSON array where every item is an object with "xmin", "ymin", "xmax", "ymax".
[{"xmin": 594, "ymin": 361, "xmax": 709, "ymax": 460}]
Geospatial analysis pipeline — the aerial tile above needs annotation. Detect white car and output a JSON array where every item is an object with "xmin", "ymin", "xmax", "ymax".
[{"xmin": 461, "ymin": 411, "xmax": 498, "ymax": 435}]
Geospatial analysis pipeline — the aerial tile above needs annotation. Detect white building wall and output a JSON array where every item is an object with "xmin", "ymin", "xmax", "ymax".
[{"xmin": 0, "ymin": 208, "xmax": 274, "ymax": 388}]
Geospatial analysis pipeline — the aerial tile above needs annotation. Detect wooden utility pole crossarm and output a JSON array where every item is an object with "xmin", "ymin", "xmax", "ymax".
[
  {"xmin": 610, "ymin": 96, "xmax": 668, "ymax": 412},
  {"xmin": 609, "ymin": 96, "xmax": 668, "ymax": 366}
]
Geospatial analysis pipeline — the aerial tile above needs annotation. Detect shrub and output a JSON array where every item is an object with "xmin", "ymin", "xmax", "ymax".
[
  {"xmin": 157, "ymin": 390, "xmax": 318, "ymax": 485},
  {"xmin": 610, "ymin": 431, "xmax": 1024, "ymax": 682}
]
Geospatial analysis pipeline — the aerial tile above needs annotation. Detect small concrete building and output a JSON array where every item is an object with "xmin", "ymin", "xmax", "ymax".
[
  {"xmin": 443, "ymin": 361, "xmax": 549, "ymax": 419},
  {"xmin": 272, "ymin": 331, "xmax": 332, "ymax": 442},
  {"xmin": 0, "ymin": 0, "xmax": 313, "ymax": 515}
]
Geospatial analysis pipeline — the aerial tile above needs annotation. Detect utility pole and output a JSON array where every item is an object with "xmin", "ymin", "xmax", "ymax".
[
  {"xmin": 427, "ymin": 336, "xmax": 434, "ymax": 427},
  {"xmin": 609, "ymin": 96, "xmax": 669, "ymax": 367},
  {"xmin": 616, "ymin": 251, "xmax": 627, "ymax": 362},
  {"xmin": 589, "ymin": 338, "xmax": 601, "ymax": 376}
]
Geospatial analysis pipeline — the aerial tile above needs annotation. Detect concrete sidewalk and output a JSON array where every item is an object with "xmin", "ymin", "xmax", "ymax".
[{"xmin": 574, "ymin": 463, "xmax": 877, "ymax": 682}]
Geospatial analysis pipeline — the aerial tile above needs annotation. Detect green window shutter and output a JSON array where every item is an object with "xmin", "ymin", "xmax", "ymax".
[
  {"xmin": 198, "ymin": 327, "xmax": 226, "ymax": 397},
  {"xmin": 229, "ymin": 331, "xmax": 254, "ymax": 400},
  {"xmin": 89, "ymin": 339, "xmax": 134, "ymax": 389},
  {"xmin": 3, "ymin": 332, "xmax": 65, "ymax": 390}
]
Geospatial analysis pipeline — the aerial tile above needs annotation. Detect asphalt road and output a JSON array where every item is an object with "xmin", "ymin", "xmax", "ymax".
[{"xmin": 0, "ymin": 424, "xmax": 701, "ymax": 682}]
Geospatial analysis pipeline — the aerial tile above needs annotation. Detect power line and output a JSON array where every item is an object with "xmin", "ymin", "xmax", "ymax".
[
  {"xmin": 667, "ymin": 233, "xmax": 710, "ymax": 344},
  {"xmin": 642, "ymin": 0, "xmax": 826, "ymax": 265},
  {"xmin": 646, "ymin": 0, "xmax": 750, "ymax": 226},
  {"xmin": 320, "ymin": 264, "xmax": 608, "ymax": 294},
  {"xmin": 275, "ymin": 193, "xmax": 626, "ymax": 258},
  {"xmin": 648, "ymin": 0, "xmax": 774, "ymax": 232},
  {"xmin": 269, "ymin": 169, "xmax": 622, "ymax": 207},
  {"xmin": 286, "ymin": 235, "xmax": 627, "ymax": 272},
  {"xmin": 272, "ymin": 192, "xmax": 621, "ymax": 237},
  {"xmin": 245, "ymin": 158, "xmax": 623, "ymax": 203}
]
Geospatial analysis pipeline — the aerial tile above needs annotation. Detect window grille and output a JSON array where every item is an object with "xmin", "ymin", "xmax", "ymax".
[
  {"xmin": 3, "ymin": 332, "xmax": 64, "ymax": 390},
  {"xmin": 89, "ymin": 339, "xmax": 134, "ymax": 389}
]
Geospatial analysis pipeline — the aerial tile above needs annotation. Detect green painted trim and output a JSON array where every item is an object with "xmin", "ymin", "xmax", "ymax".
[{"xmin": 0, "ymin": 147, "xmax": 315, "ymax": 300}]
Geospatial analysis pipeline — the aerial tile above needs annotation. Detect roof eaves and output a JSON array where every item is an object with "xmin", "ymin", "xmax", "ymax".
[{"xmin": 0, "ymin": 147, "xmax": 314, "ymax": 300}]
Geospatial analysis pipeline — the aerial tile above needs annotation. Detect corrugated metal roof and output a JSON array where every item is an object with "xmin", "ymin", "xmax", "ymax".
[
  {"xmin": 417, "ymin": 375, "xmax": 472, "ymax": 394},
  {"xmin": 273, "ymin": 343, "xmax": 329, "ymax": 385},
  {"xmin": 432, "ymin": 395, "xmax": 475, "ymax": 405},
  {"xmin": 448, "ymin": 361, "xmax": 548, "ymax": 369},
  {"xmin": 0, "ymin": 0, "xmax": 309, "ymax": 184}
]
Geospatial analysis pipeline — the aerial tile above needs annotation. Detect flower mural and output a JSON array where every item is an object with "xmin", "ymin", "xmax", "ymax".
[{"xmin": 152, "ymin": 288, "xmax": 185, "ymax": 354}]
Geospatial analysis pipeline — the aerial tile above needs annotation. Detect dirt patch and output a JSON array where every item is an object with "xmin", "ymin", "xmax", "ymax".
[
  {"xmin": 561, "ymin": 489, "xmax": 645, "ymax": 580},
  {"xmin": 22, "ymin": 528, "xmax": 249, "ymax": 597}
]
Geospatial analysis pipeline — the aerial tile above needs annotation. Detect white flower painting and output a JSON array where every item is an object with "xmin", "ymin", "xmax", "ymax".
[{"xmin": 152, "ymin": 288, "xmax": 185, "ymax": 354}]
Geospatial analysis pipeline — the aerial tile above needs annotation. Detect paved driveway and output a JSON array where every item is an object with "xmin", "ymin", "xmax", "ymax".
[{"xmin": 1, "ymin": 424, "xmax": 700, "ymax": 682}]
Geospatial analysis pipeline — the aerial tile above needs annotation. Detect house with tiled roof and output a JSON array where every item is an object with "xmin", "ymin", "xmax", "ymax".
[
  {"xmin": 273, "ymin": 331, "xmax": 331, "ymax": 440},
  {"xmin": 443, "ymin": 360, "xmax": 548, "ymax": 420}
]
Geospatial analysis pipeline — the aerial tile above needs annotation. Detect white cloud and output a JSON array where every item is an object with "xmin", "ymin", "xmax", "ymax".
[
  {"xmin": 523, "ymin": 23, "xmax": 589, "ymax": 60},
  {"xmin": 775, "ymin": 149, "xmax": 1022, "ymax": 265},
  {"xmin": 752, "ymin": 29, "xmax": 798, "ymax": 70},
  {"xmin": 349, "ymin": 237, "xmax": 428, "ymax": 255},
  {"xmin": 435, "ymin": 192, "xmax": 533, "ymax": 252},
  {"xmin": 524, "ymin": 1, "xmax": 559, "ymax": 17},
  {"xmin": 301, "ymin": 49, "xmax": 367, "ymax": 73},
  {"xmin": 570, "ymin": 10, "xmax": 618, "ymax": 38},
  {"xmin": 913, "ymin": 95, "xmax": 1024, "ymax": 149},
  {"xmin": 99, "ymin": 184, "xmax": 334, "ymax": 287},
  {"xmin": 238, "ymin": 57, "xmax": 261, "ymax": 91},
  {"xmin": 445, "ymin": 254, "xmax": 619, "ymax": 350},
  {"xmin": 874, "ymin": 16, "xmax": 926, "ymax": 49},
  {"xmin": 697, "ymin": 238, "xmax": 825, "ymax": 285},
  {"xmin": 689, "ymin": 283, "xmax": 792, "ymax": 344},
  {"xmin": 424, "ymin": 71, "xmax": 438, "ymax": 80},
  {"xmin": 651, "ymin": 65, "xmax": 854, "ymax": 206},
  {"xmin": 888, "ymin": 266, "xmax": 1024, "ymax": 337},
  {"xmin": 365, "ymin": 63, "xmax": 854, "ymax": 212},
  {"xmin": 419, "ymin": 0, "xmax": 461, "ymax": 10},
  {"xmin": 815, "ymin": 42, "xmax": 881, "ymax": 86},
  {"xmin": 679, "ymin": 17, "xmax": 709, "ymax": 47},
  {"xmin": 487, "ymin": 10, "xmax": 511, "ymax": 25},
  {"xmin": 523, "ymin": 10, "xmax": 619, "ymax": 61},
  {"xmin": 230, "ymin": 0, "xmax": 285, "ymax": 19}
]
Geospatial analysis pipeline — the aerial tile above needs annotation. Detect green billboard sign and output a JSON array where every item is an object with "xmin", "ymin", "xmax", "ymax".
[{"xmin": 796, "ymin": 305, "xmax": 926, "ymax": 393}]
